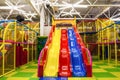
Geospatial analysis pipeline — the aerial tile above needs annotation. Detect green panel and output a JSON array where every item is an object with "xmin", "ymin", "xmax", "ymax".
[
  {"xmin": 93, "ymin": 72, "xmax": 117, "ymax": 78},
  {"xmin": 0, "ymin": 77, "xmax": 7, "ymax": 80},
  {"xmin": 37, "ymin": 36, "xmax": 47, "ymax": 59},
  {"xmin": 29, "ymin": 78, "xmax": 39, "ymax": 80},
  {"xmin": 94, "ymin": 63, "xmax": 107, "ymax": 66},
  {"xmin": 92, "ymin": 65, "xmax": 100, "ymax": 68},
  {"xmin": 27, "ymin": 66, "xmax": 37, "ymax": 69},
  {"xmin": 104, "ymin": 68, "xmax": 120, "ymax": 72},
  {"xmin": 12, "ymin": 72, "xmax": 34, "ymax": 77}
]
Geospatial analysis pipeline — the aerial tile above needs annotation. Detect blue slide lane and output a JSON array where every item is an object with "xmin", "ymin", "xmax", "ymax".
[{"xmin": 68, "ymin": 29, "xmax": 86, "ymax": 77}]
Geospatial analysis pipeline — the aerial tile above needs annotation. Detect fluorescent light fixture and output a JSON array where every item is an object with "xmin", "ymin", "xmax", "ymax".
[
  {"xmin": 61, "ymin": 0, "xmax": 87, "ymax": 8},
  {"xmin": 5, "ymin": 0, "xmax": 13, "ymax": 6},
  {"xmin": 59, "ymin": 5, "xmax": 88, "ymax": 10},
  {"xmin": 0, "ymin": 6, "xmax": 11, "ymax": 9},
  {"xmin": 62, "ymin": 12, "xmax": 69, "ymax": 14},
  {"xmin": 61, "ymin": 12, "xmax": 80, "ymax": 17},
  {"xmin": 75, "ymin": 0, "xmax": 84, "ymax": 5},
  {"xmin": 61, "ymin": 13, "xmax": 70, "ymax": 16},
  {"xmin": 73, "ymin": 4, "xmax": 88, "ymax": 8},
  {"xmin": 70, "ymin": 13, "xmax": 79, "ymax": 15},
  {"xmin": 62, "ymin": 1, "xmax": 70, "ymax": 5},
  {"xmin": 110, "ymin": 18, "xmax": 120, "ymax": 21},
  {"xmin": 16, "ymin": 9, "xmax": 25, "ymax": 13},
  {"xmin": 58, "ymin": 6, "xmax": 70, "ymax": 10}
]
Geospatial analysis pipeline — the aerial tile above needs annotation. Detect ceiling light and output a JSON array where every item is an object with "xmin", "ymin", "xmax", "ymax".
[
  {"xmin": 75, "ymin": 0, "xmax": 84, "ymax": 5},
  {"xmin": 58, "ymin": 6, "xmax": 70, "ymax": 10},
  {"xmin": 73, "ymin": 5, "xmax": 88, "ymax": 8},
  {"xmin": 61, "ymin": 0, "xmax": 87, "ymax": 8},
  {"xmin": 110, "ymin": 18, "xmax": 120, "ymax": 21},
  {"xmin": 62, "ymin": 1, "xmax": 70, "ymax": 5}
]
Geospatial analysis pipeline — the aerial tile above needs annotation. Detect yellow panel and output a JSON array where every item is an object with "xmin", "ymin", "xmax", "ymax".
[
  {"xmin": 20, "ymin": 69, "xmax": 37, "ymax": 72},
  {"xmin": 110, "ymin": 72, "xmax": 120, "ymax": 78},
  {"xmin": 7, "ymin": 77, "xmax": 29, "ymax": 80},
  {"xmin": 32, "ymin": 73, "xmax": 38, "ymax": 78},
  {"xmin": 44, "ymin": 29, "xmax": 61, "ymax": 77},
  {"xmin": 68, "ymin": 78, "xmax": 96, "ymax": 80},
  {"xmin": 99, "ymin": 66, "xmax": 115, "ymax": 69},
  {"xmin": 4, "ymin": 72, "xmax": 17, "ymax": 77},
  {"xmin": 93, "ymin": 69, "xmax": 107, "ymax": 72},
  {"xmin": 97, "ymin": 78, "xmax": 120, "ymax": 80}
]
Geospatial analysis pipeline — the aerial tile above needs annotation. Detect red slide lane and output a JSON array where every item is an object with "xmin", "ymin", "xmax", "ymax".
[{"xmin": 58, "ymin": 29, "xmax": 72, "ymax": 77}]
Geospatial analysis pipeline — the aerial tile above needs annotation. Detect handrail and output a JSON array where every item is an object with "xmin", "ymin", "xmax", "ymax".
[
  {"xmin": 85, "ymin": 48, "xmax": 92, "ymax": 65},
  {"xmin": 38, "ymin": 48, "xmax": 44, "ymax": 65},
  {"xmin": 0, "ymin": 20, "xmax": 15, "ymax": 23},
  {"xmin": 0, "ymin": 22, "xmax": 15, "ymax": 55},
  {"xmin": 97, "ymin": 21, "xmax": 118, "ymax": 32},
  {"xmin": 3, "ymin": 22, "xmax": 15, "ymax": 44},
  {"xmin": 79, "ymin": 21, "xmax": 120, "ymax": 34},
  {"xmin": 0, "ymin": 21, "xmax": 39, "ymax": 54}
]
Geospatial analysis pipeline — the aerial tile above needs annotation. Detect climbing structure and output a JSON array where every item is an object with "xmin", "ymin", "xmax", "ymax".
[
  {"xmin": 0, "ymin": 20, "xmax": 39, "ymax": 77},
  {"xmin": 77, "ymin": 18, "xmax": 120, "ymax": 65}
]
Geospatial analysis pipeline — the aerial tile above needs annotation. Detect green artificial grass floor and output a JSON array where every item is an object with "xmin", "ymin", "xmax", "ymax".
[{"xmin": 0, "ymin": 60, "xmax": 120, "ymax": 80}]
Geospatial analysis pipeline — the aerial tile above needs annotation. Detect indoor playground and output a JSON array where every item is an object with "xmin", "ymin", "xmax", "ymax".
[{"xmin": 0, "ymin": 0, "xmax": 120, "ymax": 80}]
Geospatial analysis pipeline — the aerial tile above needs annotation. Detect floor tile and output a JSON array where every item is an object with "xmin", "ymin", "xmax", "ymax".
[
  {"xmin": 104, "ymin": 68, "xmax": 120, "ymax": 72},
  {"xmin": 12, "ymin": 72, "xmax": 34, "ymax": 77},
  {"xmin": 93, "ymin": 72, "xmax": 117, "ymax": 78},
  {"xmin": 7, "ymin": 77, "xmax": 29, "ymax": 80},
  {"xmin": 93, "ymin": 69, "xmax": 107, "ymax": 72},
  {"xmin": 0, "ymin": 61, "xmax": 120, "ymax": 80},
  {"xmin": 29, "ymin": 78, "xmax": 39, "ymax": 80},
  {"xmin": 110, "ymin": 72, "xmax": 120, "ymax": 78}
]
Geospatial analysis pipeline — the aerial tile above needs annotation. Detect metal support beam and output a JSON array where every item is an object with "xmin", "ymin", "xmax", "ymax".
[
  {"xmin": 111, "ymin": 8, "xmax": 119, "ymax": 18},
  {"xmin": 86, "ymin": 0, "xmax": 92, "ymax": 5},
  {"xmin": 28, "ymin": 0, "xmax": 40, "ymax": 15},
  {"xmin": 55, "ymin": 18, "xmax": 96, "ymax": 20},
  {"xmin": 53, "ymin": 4, "xmax": 120, "ymax": 7},
  {"xmin": 84, "ymin": 0, "xmax": 98, "ymax": 18},
  {"xmin": 95, "ymin": 7, "xmax": 110, "ymax": 18}
]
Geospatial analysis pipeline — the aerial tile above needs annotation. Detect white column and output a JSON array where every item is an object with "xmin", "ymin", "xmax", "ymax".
[
  {"xmin": 48, "ymin": 13, "xmax": 50, "ymax": 26},
  {"xmin": 40, "ymin": 6, "xmax": 45, "ymax": 36}
]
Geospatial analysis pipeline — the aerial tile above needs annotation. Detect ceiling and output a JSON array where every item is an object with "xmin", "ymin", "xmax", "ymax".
[{"xmin": 0, "ymin": 0, "xmax": 120, "ymax": 21}]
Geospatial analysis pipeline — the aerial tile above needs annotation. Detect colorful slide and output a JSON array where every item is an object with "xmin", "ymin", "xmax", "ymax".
[
  {"xmin": 38, "ymin": 18, "xmax": 92, "ymax": 79},
  {"xmin": 43, "ymin": 29, "xmax": 61, "ymax": 77}
]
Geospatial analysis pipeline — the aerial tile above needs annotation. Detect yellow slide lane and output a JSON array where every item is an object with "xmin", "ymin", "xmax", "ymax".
[{"xmin": 44, "ymin": 29, "xmax": 61, "ymax": 77}]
